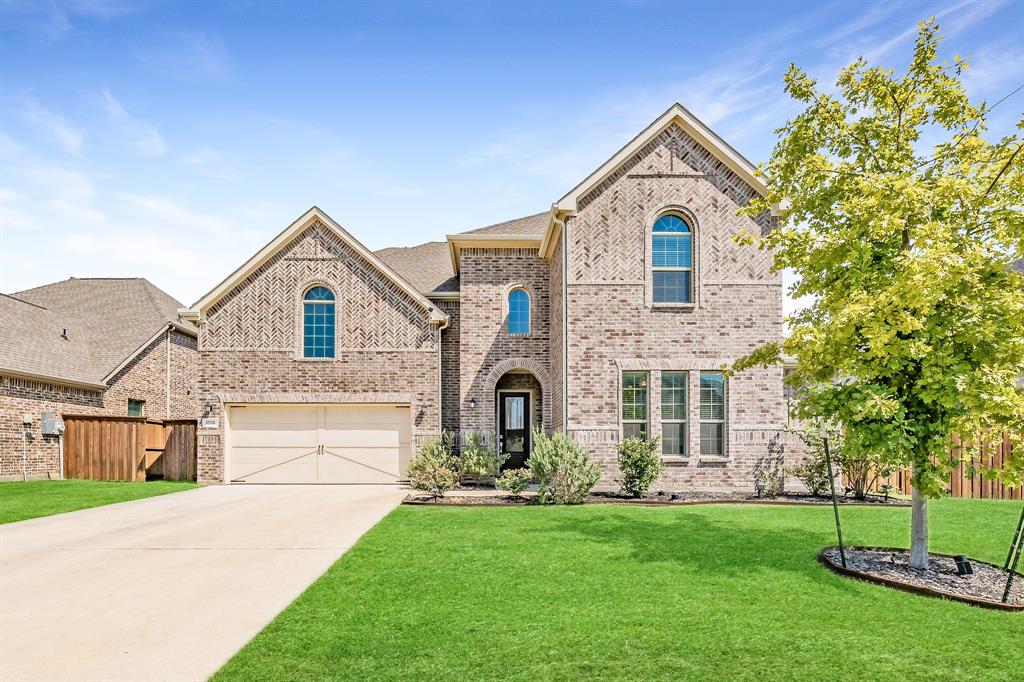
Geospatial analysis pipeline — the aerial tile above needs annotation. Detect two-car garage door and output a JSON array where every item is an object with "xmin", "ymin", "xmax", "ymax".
[{"xmin": 227, "ymin": 404, "xmax": 409, "ymax": 484}]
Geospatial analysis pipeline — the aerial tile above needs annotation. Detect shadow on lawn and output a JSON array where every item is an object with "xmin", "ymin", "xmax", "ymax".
[{"xmin": 531, "ymin": 507, "xmax": 865, "ymax": 586}]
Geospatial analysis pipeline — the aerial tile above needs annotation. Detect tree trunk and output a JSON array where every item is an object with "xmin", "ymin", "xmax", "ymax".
[{"xmin": 910, "ymin": 486, "xmax": 929, "ymax": 569}]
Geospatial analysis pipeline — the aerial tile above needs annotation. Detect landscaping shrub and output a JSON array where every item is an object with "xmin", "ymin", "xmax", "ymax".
[
  {"xmin": 496, "ymin": 468, "xmax": 532, "ymax": 496},
  {"xmin": 754, "ymin": 460, "xmax": 786, "ymax": 497},
  {"xmin": 617, "ymin": 436, "xmax": 663, "ymax": 497},
  {"xmin": 407, "ymin": 433, "xmax": 459, "ymax": 499},
  {"xmin": 528, "ymin": 428, "xmax": 600, "ymax": 505},
  {"xmin": 791, "ymin": 423, "xmax": 887, "ymax": 499},
  {"xmin": 458, "ymin": 432, "xmax": 507, "ymax": 485},
  {"xmin": 787, "ymin": 451, "xmax": 831, "ymax": 497}
]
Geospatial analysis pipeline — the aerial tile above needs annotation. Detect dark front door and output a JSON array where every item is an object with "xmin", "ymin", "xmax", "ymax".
[{"xmin": 499, "ymin": 392, "xmax": 530, "ymax": 469}]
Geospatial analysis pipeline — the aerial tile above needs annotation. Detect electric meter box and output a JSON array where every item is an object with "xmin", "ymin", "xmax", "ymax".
[{"xmin": 42, "ymin": 411, "xmax": 64, "ymax": 436}]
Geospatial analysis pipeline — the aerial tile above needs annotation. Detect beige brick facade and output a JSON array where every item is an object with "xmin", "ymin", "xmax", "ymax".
[
  {"xmin": 0, "ymin": 330, "xmax": 199, "ymax": 479},
  {"xmin": 188, "ymin": 110, "xmax": 789, "ymax": 491},
  {"xmin": 562, "ymin": 123, "xmax": 788, "ymax": 489},
  {"xmin": 195, "ymin": 219, "xmax": 440, "ymax": 483}
]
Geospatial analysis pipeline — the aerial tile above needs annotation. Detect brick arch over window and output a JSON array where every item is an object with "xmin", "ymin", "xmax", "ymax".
[{"xmin": 483, "ymin": 357, "xmax": 552, "ymax": 435}]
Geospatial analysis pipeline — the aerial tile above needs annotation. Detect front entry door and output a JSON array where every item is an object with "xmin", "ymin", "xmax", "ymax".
[{"xmin": 499, "ymin": 392, "xmax": 530, "ymax": 469}]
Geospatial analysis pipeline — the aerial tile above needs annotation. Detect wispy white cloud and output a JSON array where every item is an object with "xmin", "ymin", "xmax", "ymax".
[
  {"xmin": 99, "ymin": 89, "xmax": 168, "ymax": 157},
  {"xmin": 49, "ymin": 199, "xmax": 106, "ymax": 226},
  {"xmin": 24, "ymin": 165, "xmax": 96, "ymax": 203},
  {"xmin": 370, "ymin": 186, "xmax": 427, "ymax": 199},
  {"xmin": 21, "ymin": 98, "xmax": 84, "ymax": 154},
  {"xmin": 138, "ymin": 30, "xmax": 230, "ymax": 79},
  {"xmin": 114, "ymin": 192, "xmax": 231, "ymax": 236}
]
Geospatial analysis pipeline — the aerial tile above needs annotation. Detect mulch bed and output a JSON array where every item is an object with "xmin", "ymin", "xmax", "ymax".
[
  {"xmin": 403, "ymin": 490, "xmax": 910, "ymax": 507},
  {"xmin": 820, "ymin": 546, "xmax": 1024, "ymax": 611}
]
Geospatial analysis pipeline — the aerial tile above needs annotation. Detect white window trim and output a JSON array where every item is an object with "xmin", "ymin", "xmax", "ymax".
[
  {"xmin": 647, "ymin": 208, "xmax": 699, "ymax": 308},
  {"xmin": 621, "ymin": 371, "xmax": 649, "ymax": 439},
  {"xmin": 295, "ymin": 281, "xmax": 338, "ymax": 361},
  {"xmin": 502, "ymin": 282, "xmax": 533, "ymax": 337},
  {"xmin": 660, "ymin": 370, "xmax": 688, "ymax": 457},
  {"xmin": 699, "ymin": 371, "xmax": 728, "ymax": 459}
]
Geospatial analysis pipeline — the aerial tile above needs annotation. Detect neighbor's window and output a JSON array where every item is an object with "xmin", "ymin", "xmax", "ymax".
[
  {"xmin": 127, "ymin": 399, "xmax": 145, "ymax": 417},
  {"xmin": 652, "ymin": 214, "xmax": 693, "ymax": 304},
  {"xmin": 700, "ymin": 371, "xmax": 726, "ymax": 456},
  {"xmin": 661, "ymin": 371, "xmax": 688, "ymax": 456},
  {"xmin": 303, "ymin": 286, "xmax": 336, "ymax": 358},
  {"xmin": 621, "ymin": 371, "xmax": 649, "ymax": 438},
  {"xmin": 508, "ymin": 288, "xmax": 530, "ymax": 335}
]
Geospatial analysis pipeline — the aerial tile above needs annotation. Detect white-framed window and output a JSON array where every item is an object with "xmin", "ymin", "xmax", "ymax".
[
  {"xmin": 652, "ymin": 214, "xmax": 693, "ymax": 303},
  {"xmin": 661, "ymin": 371, "xmax": 687, "ymax": 456},
  {"xmin": 700, "ymin": 371, "xmax": 726, "ymax": 456},
  {"xmin": 127, "ymin": 399, "xmax": 145, "ymax": 417},
  {"xmin": 508, "ymin": 288, "xmax": 530, "ymax": 335},
  {"xmin": 302, "ymin": 286, "xmax": 336, "ymax": 358},
  {"xmin": 622, "ymin": 371, "xmax": 649, "ymax": 438}
]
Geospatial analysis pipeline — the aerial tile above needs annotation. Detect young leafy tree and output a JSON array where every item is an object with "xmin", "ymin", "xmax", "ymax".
[{"xmin": 735, "ymin": 20, "xmax": 1024, "ymax": 569}]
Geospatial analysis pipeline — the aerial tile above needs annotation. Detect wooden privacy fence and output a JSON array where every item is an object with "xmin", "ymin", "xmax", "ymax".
[
  {"xmin": 872, "ymin": 432, "xmax": 1021, "ymax": 500},
  {"xmin": 63, "ymin": 416, "xmax": 197, "ymax": 482}
]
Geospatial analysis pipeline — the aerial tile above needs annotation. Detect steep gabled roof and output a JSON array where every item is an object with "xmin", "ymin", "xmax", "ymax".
[
  {"xmin": 553, "ymin": 102, "xmax": 767, "ymax": 215},
  {"xmin": 3, "ymin": 278, "xmax": 195, "ymax": 388},
  {"xmin": 185, "ymin": 206, "xmax": 448, "ymax": 324},
  {"xmin": 376, "ymin": 241, "xmax": 459, "ymax": 296},
  {"xmin": 461, "ymin": 212, "xmax": 549, "ymax": 237}
]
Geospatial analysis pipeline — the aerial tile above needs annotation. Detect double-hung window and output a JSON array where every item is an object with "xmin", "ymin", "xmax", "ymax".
[
  {"xmin": 621, "ymin": 371, "xmax": 649, "ymax": 438},
  {"xmin": 661, "ymin": 371, "xmax": 687, "ymax": 456},
  {"xmin": 699, "ymin": 371, "xmax": 726, "ymax": 456},
  {"xmin": 652, "ymin": 214, "xmax": 693, "ymax": 303}
]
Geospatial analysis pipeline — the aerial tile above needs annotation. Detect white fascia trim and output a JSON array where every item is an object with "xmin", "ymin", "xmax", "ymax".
[
  {"xmin": 1, "ymin": 367, "xmax": 107, "ymax": 391},
  {"xmin": 185, "ymin": 206, "xmax": 448, "ymax": 325},
  {"xmin": 554, "ymin": 103, "xmax": 767, "ymax": 215},
  {"xmin": 446, "ymin": 234, "xmax": 543, "ymax": 273},
  {"xmin": 101, "ymin": 321, "xmax": 195, "ymax": 384}
]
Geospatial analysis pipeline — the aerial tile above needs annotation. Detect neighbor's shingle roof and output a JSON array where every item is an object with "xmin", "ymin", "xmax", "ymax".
[
  {"xmin": 0, "ymin": 294, "xmax": 99, "ymax": 386},
  {"xmin": 375, "ymin": 212, "xmax": 548, "ymax": 296},
  {"xmin": 1013, "ymin": 260, "xmax": 1024, "ymax": 273},
  {"xmin": 5, "ymin": 278, "xmax": 192, "ymax": 385}
]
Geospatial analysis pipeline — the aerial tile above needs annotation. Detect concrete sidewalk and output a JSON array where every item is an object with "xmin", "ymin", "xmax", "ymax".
[{"xmin": 1, "ymin": 484, "xmax": 405, "ymax": 681}]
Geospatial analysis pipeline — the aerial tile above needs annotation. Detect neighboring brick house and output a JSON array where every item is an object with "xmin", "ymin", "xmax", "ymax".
[
  {"xmin": 185, "ymin": 103, "xmax": 789, "ymax": 488},
  {"xmin": 1, "ymin": 278, "xmax": 199, "ymax": 479}
]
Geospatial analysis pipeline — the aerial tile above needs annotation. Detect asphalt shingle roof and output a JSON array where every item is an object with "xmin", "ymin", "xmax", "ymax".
[
  {"xmin": 3, "ymin": 278, "xmax": 192, "ymax": 385},
  {"xmin": 375, "ymin": 212, "xmax": 548, "ymax": 296}
]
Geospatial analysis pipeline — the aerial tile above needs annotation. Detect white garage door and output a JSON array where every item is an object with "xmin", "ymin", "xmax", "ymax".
[{"xmin": 227, "ymin": 404, "xmax": 409, "ymax": 483}]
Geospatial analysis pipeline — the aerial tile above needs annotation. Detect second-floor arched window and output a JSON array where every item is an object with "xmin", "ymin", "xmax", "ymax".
[
  {"xmin": 302, "ymin": 286, "xmax": 336, "ymax": 358},
  {"xmin": 508, "ymin": 288, "xmax": 530, "ymax": 335},
  {"xmin": 652, "ymin": 214, "xmax": 693, "ymax": 303}
]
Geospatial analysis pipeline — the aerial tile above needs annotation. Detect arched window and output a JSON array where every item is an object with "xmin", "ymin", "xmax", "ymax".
[
  {"xmin": 302, "ymin": 286, "xmax": 335, "ymax": 358},
  {"xmin": 507, "ymin": 288, "xmax": 530, "ymax": 335},
  {"xmin": 652, "ymin": 214, "xmax": 693, "ymax": 303}
]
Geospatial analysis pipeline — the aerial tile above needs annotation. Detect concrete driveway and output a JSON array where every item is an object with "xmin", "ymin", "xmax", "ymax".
[{"xmin": 1, "ymin": 484, "xmax": 406, "ymax": 681}]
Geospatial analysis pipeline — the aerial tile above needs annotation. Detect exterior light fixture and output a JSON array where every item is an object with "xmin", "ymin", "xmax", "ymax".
[
  {"xmin": 203, "ymin": 403, "xmax": 214, "ymax": 417},
  {"xmin": 754, "ymin": 479, "xmax": 765, "ymax": 498},
  {"xmin": 418, "ymin": 404, "xmax": 427, "ymax": 417},
  {"xmin": 881, "ymin": 484, "xmax": 893, "ymax": 501},
  {"xmin": 469, "ymin": 398, "xmax": 477, "ymax": 409},
  {"xmin": 954, "ymin": 555, "xmax": 973, "ymax": 576}
]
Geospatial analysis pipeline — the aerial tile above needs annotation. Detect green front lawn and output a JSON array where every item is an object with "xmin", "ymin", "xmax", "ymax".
[
  {"xmin": 0, "ymin": 479, "xmax": 197, "ymax": 524},
  {"xmin": 215, "ymin": 499, "xmax": 1024, "ymax": 681}
]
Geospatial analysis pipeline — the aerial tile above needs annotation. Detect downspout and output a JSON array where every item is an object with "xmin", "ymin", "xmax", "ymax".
[
  {"xmin": 559, "ymin": 215, "xmax": 569, "ymax": 432},
  {"xmin": 434, "ymin": 310, "xmax": 449, "ymax": 438},
  {"xmin": 165, "ymin": 326, "xmax": 172, "ymax": 418}
]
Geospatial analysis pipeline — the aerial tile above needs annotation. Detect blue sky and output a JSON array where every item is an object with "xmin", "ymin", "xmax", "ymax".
[{"xmin": 2, "ymin": 0, "xmax": 1022, "ymax": 310}]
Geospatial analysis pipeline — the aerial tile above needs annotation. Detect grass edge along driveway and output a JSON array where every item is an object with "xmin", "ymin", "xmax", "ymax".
[
  {"xmin": 214, "ymin": 498, "xmax": 1024, "ymax": 682},
  {"xmin": 0, "ymin": 479, "xmax": 197, "ymax": 524}
]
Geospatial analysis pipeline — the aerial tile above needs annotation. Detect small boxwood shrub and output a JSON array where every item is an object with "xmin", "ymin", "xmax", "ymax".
[
  {"xmin": 496, "ymin": 468, "xmax": 532, "ymax": 496},
  {"xmin": 407, "ymin": 432, "xmax": 459, "ymax": 498},
  {"xmin": 528, "ymin": 428, "xmax": 600, "ymax": 505},
  {"xmin": 787, "ymin": 452, "xmax": 831, "ymax": 497},
  {"xmin": 617, "ymin": 436, "xmax": 663, "ymax": 497},
  {"xmin": 458, "ymin": 432, "xmax": 507, "ymax": 484}
]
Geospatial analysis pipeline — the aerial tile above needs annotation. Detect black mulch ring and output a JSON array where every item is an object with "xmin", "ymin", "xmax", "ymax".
[
  {"xmin": 403, "ymin": 490, "xmax": 910, "ymax": 507},
  {"xmin": 819, "ymin": 546, "xmax": 1024, "ymax": 611}
]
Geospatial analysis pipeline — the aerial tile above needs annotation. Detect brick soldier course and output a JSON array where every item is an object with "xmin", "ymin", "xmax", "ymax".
[{"xmin": 185, "ymin": 102, "xmax": 794, "ymax": 488}]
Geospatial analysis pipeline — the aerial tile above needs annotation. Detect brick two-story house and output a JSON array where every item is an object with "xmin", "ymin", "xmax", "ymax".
[{"xmin": 184, "ymin": 104, "xmax": 787, "ymax": 488}]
